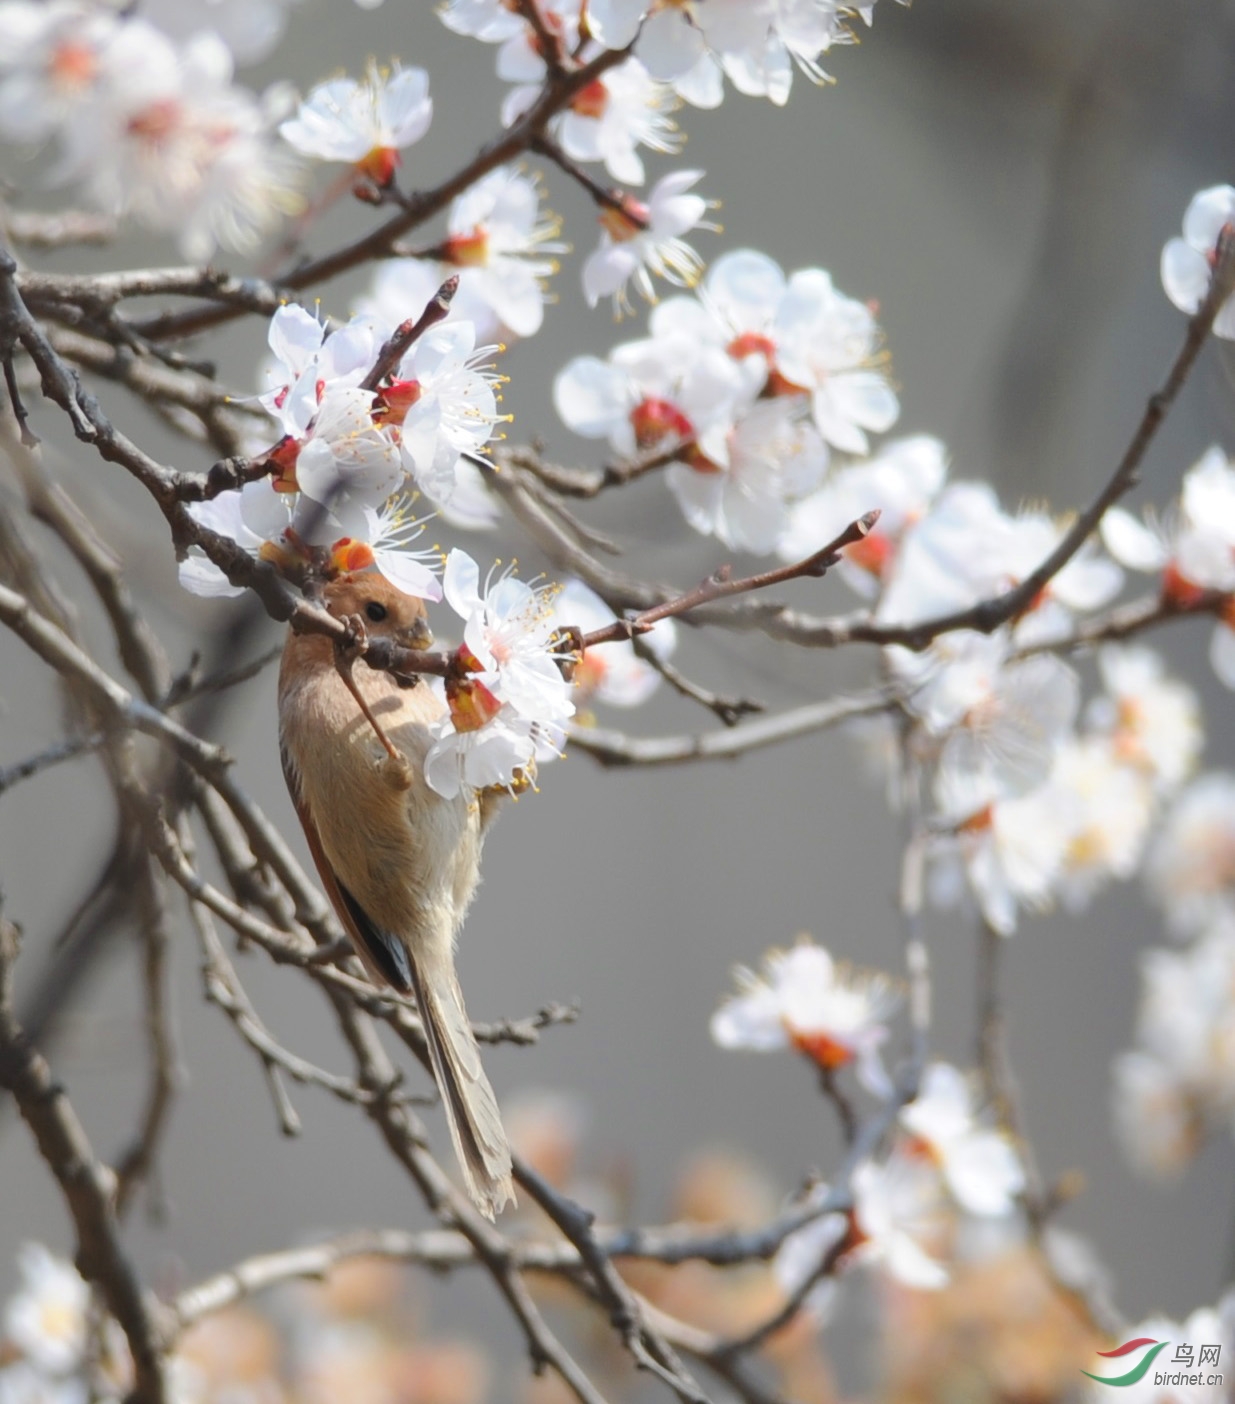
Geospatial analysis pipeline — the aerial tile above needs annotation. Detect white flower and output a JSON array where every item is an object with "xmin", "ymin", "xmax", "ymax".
[
  {"xmin": 934, "ymin": 771, "xmax": 1075, "ymax": 936},
  {"xmin": 0, "ymin": 2, "xmax": 118, "ymax": 144},
  {"xmin": 1087, "ymin": 646, "xmax": 1201, "ymax": 794},
  {"xmin": 703, "ymin": 0, "xmax": 853, "ymax": 106},
  {"xmin": 554, "ymin": 332, "xmax": 746, "ymax": 460},
  {"xmin": 1112, "ymin": 1050, "xmax": 1199, "ymax": 1179},
  {"xmin": 1161, "ymin": 185, "xmax": 1235, "ymax": 339},
  {"xmin": 53, "ymin": 24, "xmax": 300, "ymax": 260},
  {"xmin": 506, "ymin": 52, "xmax": 681, "ymax": 186},
  {"xmin": 588, "ymin": 1, "xmax": 723, "ymax": 108},
  {"xmin": 1102, "ymin": 449, "xmax": 1235, "ymax": 690},
  {"xmin": 381, "ymin": 320, "xmax": 505, "ymax": 504},
  {"xmin": 547, "ymin": 579, "xmax": 676, "ymax": 708},
  {"xmin": 772, "ymin": 267, "xmax": 899, "ymax": 454},
  {"xmin": 899, "ymin": 1064, "xmax": 1024, "ymax": 1217},
  {"xmin": 778, "ymin": 434, "xmax": 948, "ymax": 594},
  {"xmin": 878, "ymin": 484, "xmax": 1122, "ymax": 641},
  {"xmin": 1148, "ymin": 774, "xmax": 1235, "ymax": 937},
  {"xmin": 178, "ymin": 478, "xmax": 293, "ymax": 597},
  {"xmin": 894, "ymin": 629, "xmax": 1080, "ymax": 801},
  {"xmin": 3, "ymin": 1245, "xmax": 89, "ymax": 1376},
  {"xmin": 776, "ymin": 1158, "xmax": 950, "ymax": 1305},
  {"xmin": 442, "ymin": 550, "xmax": 575, "ymax": 723},
  {"xmin": 666, "ymin": 396, "xmax": 828, "ymax": 553},
  {"xmin": 0, "ymin": 1360, "xmax": 88, "ymax": 1404},
  {"xmin": 1051, "ymin": 737, "xmax": 1154, "ymax": 910},
  {"xmin": 437, "ymin": 0, "xmax": 528, "ymax": 42},
  {"xmin": 423, "ymin": 705, "xmax": 543, "ymax": 799},
  {"xmin": 1102, "ymin": 448, "xmax": 1235, "ymax": 595},
  {"xmin": 1114, "ymin": 922, "xmax": 1235, "ymax": 1179},
  {"xmin": 582, "ymin": 169, "xmax": 716, "ymax": 315},
  {"xmin": 284, "ymin": 384, "xmax": 404, "ymax": 507},
  {"xmin": 1001, "ymin": 509, "xmax": 1124, "ymax": 645},
  {"xmin": 876, "ymin": 482, "xmax": 1012, "ymax": 626},
  {"xmin": 279, "ymin": 62, "xmax": 431, "ymax": 184},
  {"xmin": 259, "ymin": 304, "xmax": 377, "ymax": 431},
  {"xmin": 847, "ymin": 1157, "xmax": 950, "ymax": 1288},
  {"xmin": 325, "ymin": 497, "xmax": 443, "ymax": 601},
  {"xmin": 437, "ymin": 166, "xmax": 568, "ymax": 339},
  {"xmin": 355, "ymin": 257, "xmax": 499, "ymax": 346},
  {"xmin": 711, "ymin": 937, "xmax": 898, "ymax": 1095},
  {"xmin": 135, "ymin": 0, "xmax": 301, "ymax": 65}
]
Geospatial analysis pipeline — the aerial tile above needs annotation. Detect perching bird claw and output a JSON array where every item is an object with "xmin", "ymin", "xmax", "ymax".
[
  {"xmin": 379, "ymin": 747, "xmax": 415, "ymax": 791},
  {"xmin": 333, "ymin": 612, "xmax": 403, "ymax": 763}
]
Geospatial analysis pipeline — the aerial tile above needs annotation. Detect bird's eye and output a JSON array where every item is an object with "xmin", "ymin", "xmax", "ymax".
[{"xmin": 365, "ymin": 601, "xmax": 388, "ymax": 623}]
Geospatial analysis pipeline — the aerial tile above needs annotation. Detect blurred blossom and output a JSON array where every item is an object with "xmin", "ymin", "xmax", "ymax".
[
  {"xmin": 137, "ymin": 0, "xmax": 302, "ymax": 65},
  {"xmin": 1112, "ymin": 1049, "xmax": 1200, "ymax": 1179},
  {"xmin": 279, "ymin": 62, "xmax": 432, "ymax": 189},
  {"xmin": 544, "ymin": 579, "xmax": 675, "ymax": 710},
  {"xmin": 898, "ymin": 1063, "xmax": 1025, "ymax": 1217},
  {"xmin": 0, "ymin": 8, "xmax": 302, "ymax": 259},
  {"xmin": 504, "ymin": 1089, "xmax": 589, "ymax": 1191},
  {"xmin": 1102, "ymin": 447, "xmax": 1235, "ymax": 689},
  {"xmin": 1148, "ymin": 774, "xmax": 1235, "ymax": 937},
  {"xmin": 890, "ymin": 629, "xmax": 1080, "ymax": 801},
  {"xmin": 711, "ymin": 937, "xmax": 898, "ymax": 1095},
  {"xmin": 2, "ymin": 1247, "xmax": 88, "ymax": 1377},
  {"xmin": 174, "ymin": 1308, "xmax": 284, "ymax": 1404},
  {"xmin": 779, "ymin": 434, "xmax": 948, "ymax": 595},
  {"xmin": 878, "ymin": 483, "xmax": 1123, "ymax": 644},
  {"xmin": 1161, "ymin": 185, "xmax": 1235, "ymax": 339},
  {"xmin": 776, "ymin": 1156, "xmax": 949, "ymax": 1315},
  {"xmin": 1087, "ymin": 646, "xmax": 1202, "ymax": 793},
  {"xmin": 1051, "ymin": 737, "xmax": 1155, "ymax": 910},
  {"xmin": 932, "ymin": 771, "xmax": 1074, "ymax": 936},
  {"xmin": 1113, "ymin": 920, "xmax": 1235, "ymax": 1176},
  {"xmin": 671, "ymin": 1149, "xmax": 781, "ymax": 1228}
]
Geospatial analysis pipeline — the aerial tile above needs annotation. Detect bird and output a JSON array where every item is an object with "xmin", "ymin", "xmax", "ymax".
[{"xmin": 277, "ymin": 572, "xmax": 513, "ymax": 1218}]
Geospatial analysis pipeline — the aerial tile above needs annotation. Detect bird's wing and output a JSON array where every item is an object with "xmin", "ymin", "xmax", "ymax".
[{"xmin": 279, "ymin": 742, "xmax": 412, "ymax": 991}]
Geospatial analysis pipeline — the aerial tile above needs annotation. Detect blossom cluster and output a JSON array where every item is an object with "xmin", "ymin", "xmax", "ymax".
[
  {"xmin": 1112, "ymin": 773, "xmax": 1235, "ymax": 1177},
  {"xmin": 443, "ymin": 0, "xmax": 909, "ymax": 113},
  {"xmin": 711, "ymin": 937, "xmax": 1025, "ymax": 1299},
  {"xmin": 0, "ymin": 1239, "xmax": 492, "ymax": 1404},
  {"xmin": 0, "ymin": 1, "xmax": 301, "ymax": 259},
  {"xmin": 557, "ymin": 248, "xmax": 898, "ymax": 551},
  {"xmin": 182, "ymin": 296, "xmax": 680, "ymax": 798}
]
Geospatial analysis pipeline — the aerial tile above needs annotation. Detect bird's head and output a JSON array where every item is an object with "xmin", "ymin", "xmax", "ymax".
[{"xmin": 321, "ymin": 573, "xmax": 434, "ymax": 651}]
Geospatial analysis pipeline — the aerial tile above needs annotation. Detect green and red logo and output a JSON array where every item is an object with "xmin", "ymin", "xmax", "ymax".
[{"xmin": 1083, "ymin": 1338, "xmax": 1170, "ymax": 1386}]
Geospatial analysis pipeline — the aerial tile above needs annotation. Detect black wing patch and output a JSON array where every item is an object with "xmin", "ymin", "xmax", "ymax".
[{"xmin": 334, "ymin": 878, "xmax": 413, "ymax": 992}]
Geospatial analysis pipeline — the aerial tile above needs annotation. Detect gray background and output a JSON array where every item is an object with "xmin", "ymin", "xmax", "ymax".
[{"xmin": 2, "ymin": 0, "xmax": 1234, "ymax": 1385}]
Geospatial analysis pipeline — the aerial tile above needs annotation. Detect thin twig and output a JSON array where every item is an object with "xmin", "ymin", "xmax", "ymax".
[
  {"xmin": 567, "ymin": 689, "xmax": 893, "ymax": 768},
  {"xmin": 514, "ymin": 1158, "xmax": 710, "ymax": 1404},
  {"xmin": 0, "ymin": 918, "xmax": 171, "ymax": 1404},
  {"xmin": 0, "ymin": 732, "xmax": 104, "ymax": 795},
  {"xmin": 359, "ymin": 276, "xmax": 457, "ymax": 392}
]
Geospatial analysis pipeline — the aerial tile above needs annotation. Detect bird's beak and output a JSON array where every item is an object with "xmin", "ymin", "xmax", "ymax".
[{"xmin": 402, "ymin": 615, "xmax": 434, "ymax": 651}]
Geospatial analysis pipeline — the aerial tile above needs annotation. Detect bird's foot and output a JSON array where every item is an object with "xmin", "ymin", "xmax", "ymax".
[
  {"xmin": 379, "ymin": 748, "xmax": 415, "ymax": 791},
  {"xmin": 335, "ymin": 613, "xmax": 369, "ymax": 668}
]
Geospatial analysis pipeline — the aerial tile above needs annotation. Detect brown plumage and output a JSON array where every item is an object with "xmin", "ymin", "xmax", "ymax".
[{"xmin": 278, "ymin": 574, "xmax": 513, "ymax": 1218}]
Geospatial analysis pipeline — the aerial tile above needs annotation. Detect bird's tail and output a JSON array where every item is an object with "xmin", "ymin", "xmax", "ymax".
[{"xmin": 408, "ymin": 955, "xmax": 514, "ymax": 1219}]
